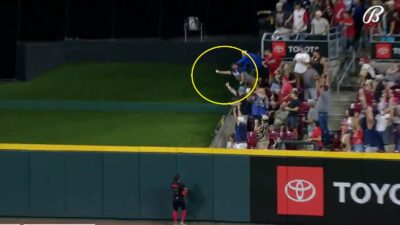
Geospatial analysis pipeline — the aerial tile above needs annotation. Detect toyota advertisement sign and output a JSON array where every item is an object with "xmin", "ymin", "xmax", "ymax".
[
  {"xmin": 371, "ymin": 42, "xmax": 400, "ymax": 59},
  {"xmin": 250, "ymin": 157, "xmax": 400, "ymax": 225},
  {"xmin": 265, "ymin": 41, "xmax": 329, "ymax": 59},
  {"xmin": 277, "ymin": 166, "xmax": 324, "ymax": 216}
]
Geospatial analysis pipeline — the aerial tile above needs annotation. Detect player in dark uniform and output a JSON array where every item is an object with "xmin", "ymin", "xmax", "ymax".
[{"xmin": 171, "ymin": 174, "xmax": 188, "ymax": 225}]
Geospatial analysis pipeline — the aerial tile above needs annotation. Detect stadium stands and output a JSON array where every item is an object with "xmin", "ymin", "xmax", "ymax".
[{"xmin": 221, "ymin": 0, "xmax": 400, "ymax": 153}]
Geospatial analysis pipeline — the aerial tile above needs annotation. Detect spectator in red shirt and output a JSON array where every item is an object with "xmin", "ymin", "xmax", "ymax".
[
  {"xmin": 332, "ymin": 0, "xmax": 346, "ymax": 26},
  {"xmin": 280, "ymin": 77, "xmax": 293, "ymax": 103},
  {"xmin": 341, "ymin": 11, "xmax": 355, "ymax": 48},
  {"xmin": 263, "ymin": 49, "xmax": 282, "ymax": 84},
  {"xmin": 309, "ymin": 120, "xmax": 323, "ymax": 150},
  {"xmin": 360, "ymin": 80, "xmax": 375, "ymax": 107}
]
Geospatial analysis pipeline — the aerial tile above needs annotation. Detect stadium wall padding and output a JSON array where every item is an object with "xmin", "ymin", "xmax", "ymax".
[
  {"xmin": 250, "ymin": 156, "xmax": 400, "ymax": 225},
  {"xmin": 16, "ymin": 38, "xmax": 260, "ymax": 81},
  {"xmin": 1, "ymin": 148, "xmax": 400, "ymax": 225},
  {"xmin": 0, "ymin": 150, "xmax": 250, "ymax": 222}
]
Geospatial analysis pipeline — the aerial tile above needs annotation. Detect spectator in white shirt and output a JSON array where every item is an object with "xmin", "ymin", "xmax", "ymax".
[
  {"xmin": 311, "ymin": 10, "xmax": 330, "ymax": 35},
  {"xmin": 293, "ymin": 45, "xmax": 311, "ymax": 88},
  {"xmin": 358, "ymin": 57, "xmax": 376, "ymax": 85},
  {"xmin": 286, "ymin": 2, "xmax": 309, "ymax": 33}
]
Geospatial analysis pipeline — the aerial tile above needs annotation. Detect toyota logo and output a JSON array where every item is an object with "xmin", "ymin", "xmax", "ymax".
[
  {"xmin": 274, "ymin": 46, "xmax": 284, "ymax": 53},
  {"xmin": 377, "ymin": 47, "xmax": 389, "ymax": 54},
  {"xmin": 285, "ymin": 179, "xmax": 316, "ymax": 202}
]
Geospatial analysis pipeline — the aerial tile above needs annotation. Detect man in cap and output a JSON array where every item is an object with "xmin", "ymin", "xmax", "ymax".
[
  {"xmin": 286, "ymin": 1, "xmax": 309, "ymax": 33},
  {"xmin": 171, "ymin": 174, "xmax": 188, "ymax": 225},
  {"xmin": 236, "ymin": 51, "xmax": 264, "ymax": 82},
  {"xmin": 302, "ymin": 63, "xmax": 320, "ymax": 100},
  {"xmin": 263, "ymin": 48, "xmax": 282, "ymax": 84},
  {"xmin": 311, "ymin": 10, "xmax": 330, "ymax": 35},
  {"xmin": 293, "ymin": 45, "xmax": 311, "ymax": 88},
  {"xmin": 303, "ymin": 99, "xmax": 319, "ymax": 137}
]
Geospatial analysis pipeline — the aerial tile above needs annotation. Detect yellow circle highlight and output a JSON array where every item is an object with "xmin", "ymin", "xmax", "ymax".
[{"xmin": 190, "ymin": 45, "xmax": 259, "ymax": 105}]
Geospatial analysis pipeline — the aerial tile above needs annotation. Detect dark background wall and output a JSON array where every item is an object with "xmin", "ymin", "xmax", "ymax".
[
  {"xmin": 0, "ymin": 0, "xmax": 277, "ymax": 80},
  {"xmin": 17, "ymin": 38, "xmax": 261, "ymax": 81}
]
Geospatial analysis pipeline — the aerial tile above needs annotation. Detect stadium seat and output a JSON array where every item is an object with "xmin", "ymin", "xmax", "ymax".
[{"xmin": 184, "ymin": 17, "xmax": 203, "ymax": 42}]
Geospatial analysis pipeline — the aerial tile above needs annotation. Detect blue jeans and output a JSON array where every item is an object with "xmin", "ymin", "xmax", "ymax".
[
  {"xmin": 318, "ymin": 112, "xmax": 329, "ymax": 145},
  {"xmin": 352, "ymin": 144, "xmax": 364, "ymax": 152},
  {"xmin": 396, "ymin": 128, "xmax": 400, "ymax": 151}
]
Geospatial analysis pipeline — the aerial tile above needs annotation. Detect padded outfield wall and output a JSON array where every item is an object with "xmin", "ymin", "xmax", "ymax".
[
  {"xmin": 16, "ymin": 37, "xmax": 260, "ymax": 81},
  {"xmin": 0, "ymin": 144, "xmax": 399, "ymax": 225}
]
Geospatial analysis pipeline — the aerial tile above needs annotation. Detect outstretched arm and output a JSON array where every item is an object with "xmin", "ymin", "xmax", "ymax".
[
  {"xmin": 215, "ymin": 70, "xmax": 231, "ymax": 75},
  {"xmin": 321, "ymin": 57, "xmax": 329, "ymax": 75},
  {"xmin": 257, "ymin": 10, "xmax": 271, "ymax": 16},
  {"xmin": 225, "ymin": 82, "xmax": 238, "ymax": 96}
]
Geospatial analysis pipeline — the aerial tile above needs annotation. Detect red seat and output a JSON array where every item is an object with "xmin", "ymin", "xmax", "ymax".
[
  {"xmin": 299, "ymin": 102, "xmax": 310, "ymax": 117},
  {"xmin": 282, "ymin": 131, "xmax": 296, "ymax": 140},
  {"xmin": 247, "ymin": 132, "xmax": 257, "ymax": 149}
]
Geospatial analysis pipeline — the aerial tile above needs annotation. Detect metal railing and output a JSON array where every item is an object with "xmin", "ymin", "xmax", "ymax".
[
  {"xmin": 369, "ymin": 33, "xmax": 400, "ymax": 62},
  {"xmin": 261, "ymin": 26, "xmax": 344, "ymax": 59},
  {"xmin": 370, "ymin": 33, "xmax": 400, "ymax": 42},
  {"xmin": 336, "ymin": 51, "xmax": 356, "ymax": 93}
]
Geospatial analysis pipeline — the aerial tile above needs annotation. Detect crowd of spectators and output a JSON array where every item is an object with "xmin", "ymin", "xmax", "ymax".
[
  {"xmin": 336, "ymin": 59, "xmax": 400, "ymax": 152},
  {"xmin": 224, "ymin": 47, "xmax": 332, "ymax": 151},
  {"xmin": 222, "ymin": 0, "xmax": 400, "ymax": 152},
  {"xmin": 225, "ymin": 48, "xmax": 400, "ymax": 153},
  {"xmin": 258, "ymin": 0, "xmax": 400, "ymax": 48}
]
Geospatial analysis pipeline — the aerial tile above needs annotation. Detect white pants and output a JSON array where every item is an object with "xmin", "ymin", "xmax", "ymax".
[
  {"xmin": 234, "ymin": 143, "xmax": 248, "ymax": 149},
  {"xmin": 365, "ymin": 146, "xmax": 379, "ymax": 153}
]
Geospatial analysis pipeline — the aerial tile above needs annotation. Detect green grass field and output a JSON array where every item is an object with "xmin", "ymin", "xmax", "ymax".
[
  {"xmin": 0, "ymin": 63, "xmax": 232, "ymax": 102},
  {"xmin": 0, "ymin": 63, "xmax": 234, "ymax": 147},
  {"xmin": 0, "ymin": 110, "xmax": 220, "ymax": 147}
]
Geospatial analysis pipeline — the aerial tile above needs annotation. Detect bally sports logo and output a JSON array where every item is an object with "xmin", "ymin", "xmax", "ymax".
[
  {"xmin": 363, "ymin": 5, "xmax": 384, "ymax": 24},
  {"xmin": 277, "ymin": 166, "xmax": 324, "ymax": 216},
  {"xmin": 375, "ymin": 43, "xmax": 392, "ymax": 59}
]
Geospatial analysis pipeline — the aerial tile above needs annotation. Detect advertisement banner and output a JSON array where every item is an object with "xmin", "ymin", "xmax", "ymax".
[
  {"xmin": 250, "ymin": 157, "xmax": 400, "ymax": 225},
  {"xmin": 265, "ymin": 41, "xmax": 329, "ymax": 59},
  {"xmin": 371, "ymin": 42, "xmax": 400, "ymax": 59}
]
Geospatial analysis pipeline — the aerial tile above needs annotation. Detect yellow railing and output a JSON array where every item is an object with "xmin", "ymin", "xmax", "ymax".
[{"xmin": 0, "ymin": 143, "xmax": 399, "ymax": 160}]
